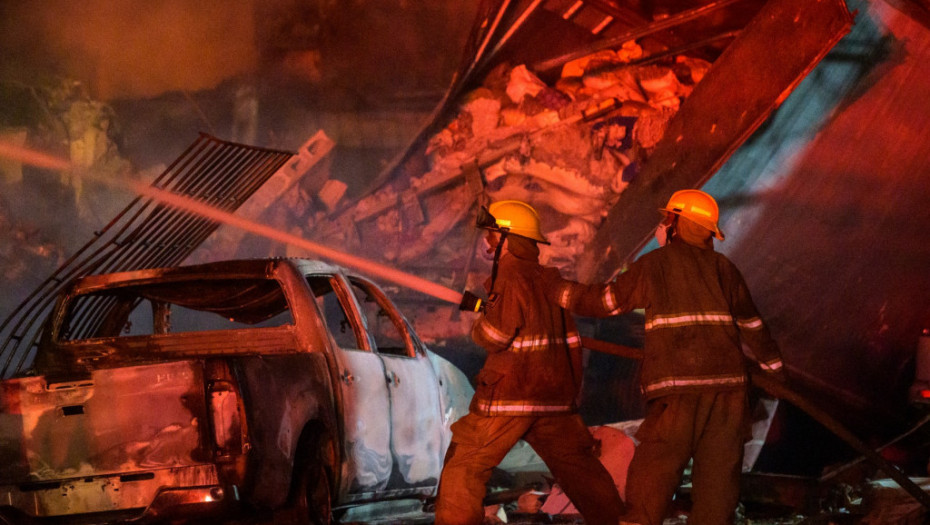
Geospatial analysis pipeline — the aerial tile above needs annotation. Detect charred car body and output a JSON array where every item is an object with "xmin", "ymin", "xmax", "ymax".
[{"xmin": 0, "ymin": 258, "xmax": 473, "ymax": 523}]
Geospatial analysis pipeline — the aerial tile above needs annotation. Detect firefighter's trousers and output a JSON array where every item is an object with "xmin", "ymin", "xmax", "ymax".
[
  {"xmin": 623, "ymin": 389, "xmax": 749, "ymax": 525},
  {"xmin": 434, "ymin": 412, "xmax": 624, "ymax": 525}
]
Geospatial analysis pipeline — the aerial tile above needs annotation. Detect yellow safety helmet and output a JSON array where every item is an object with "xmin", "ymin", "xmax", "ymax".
[
  {"xmin": 659, "ymin": 189, "xmax": 725, "ymax": 241},
  {"xmin": 481, "ymin": 200, "xmax": 550, "ymax": 244}
]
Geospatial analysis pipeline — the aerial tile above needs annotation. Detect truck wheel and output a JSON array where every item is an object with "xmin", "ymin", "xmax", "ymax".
[
  {"xmin": 296, "ymin": 460, "xmax": 332, "ymax": 525},
  {"xmin": 274, "ymin": 422, "xmax": 334, "ymax": 525},
  {"xmin": 276, "ymin": 458, "xmax": 332, "ymax": 525}
]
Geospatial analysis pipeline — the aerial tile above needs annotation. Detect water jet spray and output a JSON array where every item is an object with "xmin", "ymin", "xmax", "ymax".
[{"xmin": 0, "ymin": 141, "xmax": 465, "ymax": 306}]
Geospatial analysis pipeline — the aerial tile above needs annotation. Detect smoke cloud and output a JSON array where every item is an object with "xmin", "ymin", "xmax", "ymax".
[{"xmin": 0, "ymin": 0, "xmax": 259, "ymax": 99}]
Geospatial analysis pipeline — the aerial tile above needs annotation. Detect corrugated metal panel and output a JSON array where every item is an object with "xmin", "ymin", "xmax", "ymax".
[{"xmin": 0, "ymin": 134, "xmax": 294, "ymax": 378}]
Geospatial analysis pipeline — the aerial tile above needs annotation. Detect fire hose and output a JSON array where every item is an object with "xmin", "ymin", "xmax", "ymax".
[
  {"xmin": 114, "ymin": 174, "xmax": 930, "ymax": 510},
  {"xmin": 580, "ymin": 336, "xmax": 930, "ymax": 510},
  {"xmin": 7, "ymin": 139, "xmax": 928, "ymax": 507}
]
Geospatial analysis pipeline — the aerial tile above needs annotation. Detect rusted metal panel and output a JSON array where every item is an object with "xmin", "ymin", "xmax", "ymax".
[
  {"xmin": 0, "ymin": 464, "xmax": 221, "ymax": 519},
  {"xmin": 580, "ymin": 0, "xmax": 854, "ymax": 281},
  {"xmin": 532, "ymin": 0, "xmax": 751, "ymax": 73},
  {"xmin": 60, "ymin": 329, "xmax": 301, "ymax": 371},
  {"xmin": 207, "ymin": 362, "xmax": 247, "ymax": 459},
  {"xmin": 0, "ymin": 360, "xmax": 213, "ymax": 518},
  {"xmin": 0, "ymin": 360, "xmax": 208, "ymax": 483}
]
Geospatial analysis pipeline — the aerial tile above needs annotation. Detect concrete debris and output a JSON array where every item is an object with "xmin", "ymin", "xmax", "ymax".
[
  {"xmin": 480, "ymin": 422, "xmax": 641, "ymax": 522},
  {"xmin": 318, "ymin": 178, "xmax": 348, "ymax": 211},
  {"xmin": 476, "ymin": 417, "xmax": 930, "ymax": 525},
  {"xmin": 506, "ymin": 65, "xmax": 548, "ymax": 104},
  {"xmin": 484, "ymin": 475, "xmax": 930, "ymax": 525},
  {"xmin": 312, "ymin": 45, "xmax": 711, "ymax": 286},
  {"xmin": 296, "ymin": 43, "xmax": 699, "ymax": 241},
  {"xmin": 637, "ymin": 66, "xmax": 687, "ymax": 111}
]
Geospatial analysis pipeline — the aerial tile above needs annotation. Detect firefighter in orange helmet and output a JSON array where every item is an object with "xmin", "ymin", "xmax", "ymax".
[
  {"xmin": 549, "ymin": 189, "xmax": 785, "ymax": 525},
  {"xmin": 434, "ymin": 200, "xmax": 625, "ymax": 525}
]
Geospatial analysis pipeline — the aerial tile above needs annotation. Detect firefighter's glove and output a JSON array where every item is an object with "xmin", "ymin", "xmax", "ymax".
[
  {"xmin": 769, "ymin": 367, "xmax": 789, "ymax": 384},
  {"xmin": 756, "ymin": 362, "xmax": 789, "ymax": 385},
  {"xmin": 459, "ymin": 291, "xmax": 484, "ymax": 313}
]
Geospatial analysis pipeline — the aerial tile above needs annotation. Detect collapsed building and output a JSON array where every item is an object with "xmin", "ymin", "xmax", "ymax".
[
  {"xmin": 2, "ymin": 0, "xmax": 930, "ymax": 522},
  {"xmin": 198, "ymin": 1, "xmax": 930, "ymax": 520}
]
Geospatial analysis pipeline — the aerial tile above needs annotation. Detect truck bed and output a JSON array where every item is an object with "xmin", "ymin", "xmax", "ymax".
[{"xmin": 0, "ymin": 359, "xmax": 220, "ymax": 519}]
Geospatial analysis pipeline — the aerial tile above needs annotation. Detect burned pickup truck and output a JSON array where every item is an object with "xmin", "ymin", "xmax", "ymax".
[{"xmin": 0, "ymin": 258, "xmax": 473, "ymax": 524}]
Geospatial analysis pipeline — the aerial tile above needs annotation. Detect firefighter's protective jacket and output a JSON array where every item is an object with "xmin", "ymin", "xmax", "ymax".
[
  {"xmin": 550, "ymin": 239, "xmax": 784, "ymax": 400},
  {"xmin": 470, "ymin": 236, "xmax": 584, "ymax": 416}
]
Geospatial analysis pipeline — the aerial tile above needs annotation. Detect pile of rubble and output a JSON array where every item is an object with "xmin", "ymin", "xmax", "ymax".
[{"xmin": 311, "ymin": 42, "xmax": 712, "ymax": 281}]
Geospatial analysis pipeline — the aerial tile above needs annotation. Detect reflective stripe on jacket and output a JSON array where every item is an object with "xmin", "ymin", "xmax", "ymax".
[
  {"xmin": 469, "ymin": 239, "xmax": 585, "ymax": 416},
  {"xmin": 549, "ymin": 240, "xmax": 783, "ymax": 400}
]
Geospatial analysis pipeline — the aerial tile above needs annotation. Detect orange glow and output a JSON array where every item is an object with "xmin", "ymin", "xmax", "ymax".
[
  {"xmin": 0, "ymin": 142, "xmax": 465, "ymax": 305},
  {"xmin": 3, "ymin": 1, "xmax": 258, "ymax": 99}
]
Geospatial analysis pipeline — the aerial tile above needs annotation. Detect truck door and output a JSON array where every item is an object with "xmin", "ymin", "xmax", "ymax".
[
  {"xmin": 346, "ymin": 278, "xmax": 444, "ymax": 494},
  {"xmin": 305, "ymin": 275, "xmax": 392, "ymax": 502}
]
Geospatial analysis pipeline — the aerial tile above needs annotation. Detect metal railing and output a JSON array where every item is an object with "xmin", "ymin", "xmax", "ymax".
[{"xmin": 0, "ymin": 133, "xmax": 293, "ymax": 378}]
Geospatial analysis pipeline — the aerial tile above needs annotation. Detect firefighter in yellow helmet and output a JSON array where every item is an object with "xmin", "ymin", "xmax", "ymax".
[
  {"xmin": 548, "ymin": 189, "xmax": 785, "ymax": 525},
  {"xmin": 484, "ymin": 199, "xmax": 550, "ymax": 242},
  {"xmin": 435, "ymin": 200, "xmax": 625, "ymax": 525},
  {"xmin": 655, "ymin": 188, "xmax": 725, "ymax": 245}
]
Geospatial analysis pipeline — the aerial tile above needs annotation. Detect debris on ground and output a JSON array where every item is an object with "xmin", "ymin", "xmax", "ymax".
[{"xmin": 476, "ymin": 421, "xmax": 930, "ymax": 525}]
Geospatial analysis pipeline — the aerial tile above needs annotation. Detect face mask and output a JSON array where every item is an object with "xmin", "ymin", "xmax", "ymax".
[
  {"xmin": 655, "ymin": 224, "xmax": 669, "ymax": 247},
  {"xmin": 481, "ymin": 231, "xmax": 500, "ymax": 261}
]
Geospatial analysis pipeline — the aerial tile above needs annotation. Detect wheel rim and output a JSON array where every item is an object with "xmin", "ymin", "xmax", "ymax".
[{"xmin": 302, "ymin": 462, "xmax": 332, "ymax": 525}]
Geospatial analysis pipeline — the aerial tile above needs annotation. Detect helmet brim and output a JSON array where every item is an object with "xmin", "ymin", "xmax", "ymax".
[{"xmin": 658, "ymin": 208, "xmax": 725, "ymax": 241}]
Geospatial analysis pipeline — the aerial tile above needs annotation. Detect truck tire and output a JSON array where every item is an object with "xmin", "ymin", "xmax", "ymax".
[
  {"xmin": 276, "ymin": 435, "xmax": 333, "ymax": 525},
  {"xmin": 276, "ymin": 460, "xmax": 332, "ymax": 525},
  {"xmin": 294, "ymin": 458, "xmax": 332, "ymax": 525}
]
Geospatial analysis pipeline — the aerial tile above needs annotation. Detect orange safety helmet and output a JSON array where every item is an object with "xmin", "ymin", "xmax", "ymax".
[
  {"xmin": 659, "ymin": 189, "xmax": 725, "ymax": 241},
  {"xmin": 481, "ymin": 200, "xmax": 550, "ymax": 244}
]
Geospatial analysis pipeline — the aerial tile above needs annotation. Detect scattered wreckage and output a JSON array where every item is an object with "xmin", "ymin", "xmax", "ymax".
[
  {"xmin": 6, "ymin": 0, "xmax": 928, "ymax": 523},
  {"xmin": 0, "ymin": 258, "xmax": 473, "ymax": 523},
  {"xmin": 304, "ymin": 0, "xmax": 855, "ymax": 289}
]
